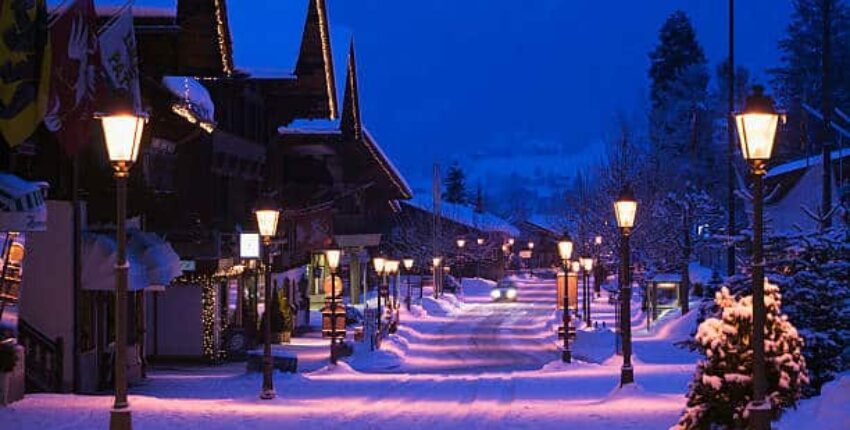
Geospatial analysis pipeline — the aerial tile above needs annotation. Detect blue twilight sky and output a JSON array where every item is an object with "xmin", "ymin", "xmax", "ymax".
[{"xmin": 315, "ymin": 0, "xmax": 793, "ymax": 189}]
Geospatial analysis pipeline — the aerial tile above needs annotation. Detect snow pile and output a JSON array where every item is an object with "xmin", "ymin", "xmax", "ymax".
[
  {"xmin": 419, "ymin": 294, "xmax": 463, "ymax": 316},
  {"xmin": 777, "ymin": 372, "xmax": 850, "ymax": 430},
  {"xmin": 461, "ymin": 277, "xmax": 496, "ymax": 294}
]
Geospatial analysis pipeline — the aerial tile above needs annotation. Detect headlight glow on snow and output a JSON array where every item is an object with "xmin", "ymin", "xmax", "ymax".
[{"xmin": 490, "ymin": 289, "xmax": 501, "ymax": 299}]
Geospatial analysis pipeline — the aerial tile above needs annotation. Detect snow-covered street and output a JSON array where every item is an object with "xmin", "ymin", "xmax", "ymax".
[{"xmin": 1, "ymin": 276, "xmax": 705, "ymax": 429}]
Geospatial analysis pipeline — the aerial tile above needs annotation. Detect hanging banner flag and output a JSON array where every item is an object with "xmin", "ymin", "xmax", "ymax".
[
  {"xmin": 98, "ymin": 5, "xmax": 141, "ymax": 114},
  {"xmin": 44, "ymin": 0, "xmax": 101, "ymax": 155},
  {"xmin": 0, "ymin": 0, "xmax": 51, "ymax": 147}
]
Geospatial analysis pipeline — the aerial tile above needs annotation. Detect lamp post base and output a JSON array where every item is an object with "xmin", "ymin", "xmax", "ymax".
[
  {"xmin": 260, "ymin": 388, "xmax": 276, "ymax": 400},
  {"xmin": 109, "ymin": 408, "xmax": 132, "ymax": 430},
  {"xmin": 620, "ymin": 364, "xmax": 634, "ymax": 386},
  {"xmin": 747, "ymin": 400, "xmax": 772, "ymax": 430},
  {"xmin": 561, "ymin": 349, "xmax": 571, "ymax": 363}
]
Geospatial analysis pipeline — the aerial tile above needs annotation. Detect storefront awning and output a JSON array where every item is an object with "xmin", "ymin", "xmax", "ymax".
[
  {"xmin": 0, "ymin": 174, "xmax": 49, "ymax": 232},
  {"xmin": 82, "ymin": 229, "xmax": 181, "ymax": 291}
]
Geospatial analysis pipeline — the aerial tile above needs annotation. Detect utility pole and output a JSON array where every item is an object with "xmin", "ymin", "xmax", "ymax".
[
  {"xmin": 726, "ymin": 0, "xmax": 737, "ymax": 276},
  {"xmin": 821, "ymin": 0, "xmax": 834, "ymax": 229}
]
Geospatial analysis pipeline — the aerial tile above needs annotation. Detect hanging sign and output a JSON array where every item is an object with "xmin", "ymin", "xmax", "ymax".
[{"xmin": 240, "ymin": 233, "xmax": 260, "ymax": 259}]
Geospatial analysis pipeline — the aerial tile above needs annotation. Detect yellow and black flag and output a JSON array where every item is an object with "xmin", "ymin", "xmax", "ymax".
[{"xmin": 0, "ymin": 0, "xmax": 51, "ymax": 148}]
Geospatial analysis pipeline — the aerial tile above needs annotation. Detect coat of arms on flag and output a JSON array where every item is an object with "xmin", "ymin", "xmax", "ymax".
[
  {"xmin": 44, "ymin": 0, "xmax": 101, "ymax": 155},
  {"xmin": 98, "ymin": 4, "xmax": 141, "ymax": 114},
  {"xmin": 0, "ymin": 0, "xmax": 51, "ymax": 148}
]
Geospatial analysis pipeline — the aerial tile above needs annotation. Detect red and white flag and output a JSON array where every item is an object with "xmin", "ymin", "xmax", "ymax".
[
  {"xmin": 98, "ymin": 4, "xmax": 141, "ymax": 114},
  {"xmin": 44, "ymin": 0, "xmax": 101, "ymax": 155}
]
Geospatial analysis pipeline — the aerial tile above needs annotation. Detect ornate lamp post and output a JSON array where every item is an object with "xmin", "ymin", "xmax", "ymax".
[
  {"xmin": 594, "ymin": 235, "xmax": 603, "ymax": 297},
  {"xmin": 475, "ymin": 237, "xmax": 484, "ymax": 278},
  {"xmin": 98, "ymin": 112, "xmax": 146, "ymax": 430},
  {"xmin": 385, "ymin": 260, "xmax": 400, "ymax": 309},
  {"xmin": 431, "ymin": 256, "xmax": 442, "ymax": 298},
  {"xmin": 456, "ymin": 238, "xmax": 466, "ymax": 279},
  {"xmin": 557, "ymin": 233, "xmax": 574, "ymax": 362},
  {"xmin": 735, "ymin": 86, "xmax": 780, "ymax": 430},
  {"xmin": 403, "ymin": 258, "xmax": 414, "ymax": 310},
  {"xmin": 325, "ymin": 248, "xmax": 342, "ymax": 364},
  {"xmin": 372, "ymin": 255, "xmax": 386, "ymax": 332},
  {"xmin": 255, "ymin": 203, "xmax": 281, "ymax": 399},
  {"xmin": 614, "ymin": 184, "xmax": 637, "ymax": 386},
  {"xmin": 581, "ymin": 255, "xmax": 594, "ymax": 325}
]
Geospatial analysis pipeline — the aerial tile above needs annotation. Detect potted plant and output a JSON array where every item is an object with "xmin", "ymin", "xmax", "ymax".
[
  {"xmin": 268, "ymin": 285, "xmax": 284, "ymax": 343},
  {"xmin": 0, "ymin": 339, "xmax": 23, "ymax": 405},
  {"xmin": 280, "ymin": 291, "xmax": 293, "ymax": 343}
]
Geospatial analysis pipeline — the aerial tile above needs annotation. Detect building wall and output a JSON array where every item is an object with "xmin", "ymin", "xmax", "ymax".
[
  {"xmin": 147, "ymin": 285, "xmax": 203, "ymax": 358},
  {"xmin": 19, "ymin": 201, "xmax": 75, "ymax": 391}
]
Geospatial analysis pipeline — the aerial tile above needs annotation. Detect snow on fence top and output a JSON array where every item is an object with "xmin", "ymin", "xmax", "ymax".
[
  {"xmin": 404, "ymin": 195, "xmax": 520, "ymax": 236},
  {"xmin": 766, "ymin": 147, "xmax": 850, "ymax": 178}
]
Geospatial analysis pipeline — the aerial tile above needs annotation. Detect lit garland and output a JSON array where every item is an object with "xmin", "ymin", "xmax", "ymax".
[
  {"xmin": 213, "ymin": 0, "xmax": 234, "ymax": 76},
  {"xmin": 173, "ymin": 273, "xmax": 227, "ymax": 362},
  {"xmin": 316, "ymin": 0, "xmax": 337, "ymax": 119}
]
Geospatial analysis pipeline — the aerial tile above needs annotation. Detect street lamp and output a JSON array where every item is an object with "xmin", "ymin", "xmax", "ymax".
[
  {"xmin": 735, "ymin": 85, "xmax": 780, "ymax": 430},
  {"xmin": 476, "ymin": 237, "xmax": 484, "ymax": 246},
  {"xmin": 557, "ymin": 233, "xmax": 573, "ymax": 362},
  {"xmin": 98, "ymin": 111, "xmax": 146, "ymax": 430},
  {"xmin": 508, "ymin": 237, "xmax": 515, "ymax": 246},
  {"xmin": 593, "ymin": 235, "xmax": 603, "ymax": 297},
  {"xmin": 594, "ymin": 235, "xmax": 602, "ymax": 246},
  {"xmin": 254, "ymin": 201, "xmax": 280, "ymax": 400},
  {"xmin": 614, "ymin": 184, "xmax": 637, "ymax": 386},
  {"xmin": 456, "ymin": 238, "xmax": 466, "ymax": 278},
  {"xmin": 432, "ymin": 256, "xmax": 442, "ymax": 298},
  {"xmin": 403, "ymin": 258, "xmax": 414, "ymax": 309},
  {"xmin": 373, "ymin": 255, "xmax": 386, "ymax": 332},
  {"xmin": 581, "ymin": 255, "xmax": 594, "ymax": 325},
  {"xmin": 385, "ymin": 260, "xmax": 400, "ymax": 309},
  {"xmin": 325, "ymin": 248, "xmax": 342, "ymax": 364}
]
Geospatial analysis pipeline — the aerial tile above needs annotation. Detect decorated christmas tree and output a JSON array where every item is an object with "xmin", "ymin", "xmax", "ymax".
[{"xmin": 675, "ymin": 282, "xmax": 808, "ymax": 429}]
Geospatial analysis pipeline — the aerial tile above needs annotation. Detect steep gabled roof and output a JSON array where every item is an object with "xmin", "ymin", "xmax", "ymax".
[{"xmin": 227, "ymin": 0, "xmax": 310, "ymax": 78}]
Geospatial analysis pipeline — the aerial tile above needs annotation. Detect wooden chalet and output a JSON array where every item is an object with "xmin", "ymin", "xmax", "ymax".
[{"xmin": 9, "ymin": 0, "xmax": 412, "ymax": 394}]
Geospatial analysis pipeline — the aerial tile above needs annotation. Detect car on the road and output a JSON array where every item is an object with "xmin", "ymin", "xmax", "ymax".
[{"xmin": 490, "ymin": 279, "xmax": 518, "ymax": 302}]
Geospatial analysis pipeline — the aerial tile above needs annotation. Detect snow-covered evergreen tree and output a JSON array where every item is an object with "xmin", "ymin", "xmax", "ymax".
[{"xmin": 675, "ymin": 283, "xmax": 808, "ymax": 429}]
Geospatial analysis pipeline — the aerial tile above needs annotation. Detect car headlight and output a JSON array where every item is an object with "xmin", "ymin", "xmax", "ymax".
[
  {"xmin": 505, "ymin": 288, "xmax": 517, "ymax": 299},
  {"xmin": 490, "ymin": 289, "xmax": 502, "ymax": 299}
]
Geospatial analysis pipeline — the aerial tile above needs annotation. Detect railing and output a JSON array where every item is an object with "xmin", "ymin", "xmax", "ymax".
[{"xmin": 17, "ymin": 318, "xmax": 64, "ymax": 393}]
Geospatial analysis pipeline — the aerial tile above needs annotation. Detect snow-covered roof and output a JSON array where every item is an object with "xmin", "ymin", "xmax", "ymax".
[
  {"xmin": 278, "ymin": 119, "xmax": 341, "ymax": 135},
  {"xmin": 525, "ymin": 214, "xmax": 571, "ymax": 236},
  {"xmin": 650, "ymin": 273, "xmax": 682, "ymax": 284},
  {"xmin": 362, "ymin": 128, "xmax": 412, "ymax": 199},
  {"xmin": 227, "ymin": 0, "xmax": 309, "ymax": 77},
  {"xmin": 404, "ymin": 195, "xmax": 519, "ymax": 236},
  {"xmin": 766, "ymin": 148, "xmax": 850, "ymax": 178},
  {"xmin": 162, "ymin": 76, "xmax": 215, "ymax": 130}
]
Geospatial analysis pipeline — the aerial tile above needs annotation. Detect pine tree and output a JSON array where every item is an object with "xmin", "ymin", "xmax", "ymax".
[
  {"xmin": 649, "ymin": 10, "xmax": 708, "ymax": 109},
  {"xmin": 474, "ymin": 183, "xmax": 484, "ymax": 213},
  {"xmin": 770, "ymin": 0, "xmax": 850, "ymax": 159},
  {"xmin": 444, "ymin": 162, "xmax": 468, "ymax": 204},
  {"xmin": 676, "ymin": 284, "xmax": 808, "ymax": 429}
]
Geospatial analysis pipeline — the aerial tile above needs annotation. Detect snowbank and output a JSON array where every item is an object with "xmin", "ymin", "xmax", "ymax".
[{"xmin": 776, "ymin": 372, "xmax": 850, "ymax": 430}]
